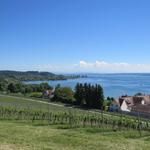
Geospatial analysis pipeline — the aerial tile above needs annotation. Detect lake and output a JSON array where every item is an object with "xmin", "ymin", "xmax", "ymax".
[{"xmin": 25, "ymin": 73, "xmax": 150, "ymax": 98}]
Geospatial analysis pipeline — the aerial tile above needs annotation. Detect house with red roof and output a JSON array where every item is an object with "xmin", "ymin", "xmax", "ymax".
[{"xmin": 118, "ymin": 95, "xmax": 150, "ymax": 113}]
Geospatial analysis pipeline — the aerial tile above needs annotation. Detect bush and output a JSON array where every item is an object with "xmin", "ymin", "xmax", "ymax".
[
  {"xmin": 30, "ymin": 92, "xmax": 43, "ymax": 98},
  {"xmin": 53, "ymin": 87, "xmax": 75, "ymax": 104}
]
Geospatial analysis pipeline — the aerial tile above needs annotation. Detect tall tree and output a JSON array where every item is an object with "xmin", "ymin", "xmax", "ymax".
[
  {"xmin": 74, "ymin": 83, "xmax": 104, "ymax": 109},
  {"xmin": 7, "ymin": 83, "xmax": 17, "ymax": 93}
]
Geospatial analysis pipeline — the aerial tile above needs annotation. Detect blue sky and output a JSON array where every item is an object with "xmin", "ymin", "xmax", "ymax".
[{"xmin": 0, "ymin": 0, "xmax": 150, "ymax": 73}]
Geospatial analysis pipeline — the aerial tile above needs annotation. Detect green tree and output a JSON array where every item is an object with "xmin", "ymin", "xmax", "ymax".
[
  {"xmin": 40, "ymin": 83, "xmax": 52, "ymax": 91},
  {"xmin": 53, "ymin": 87, "xmax": 75, "ymax": 104},
  {"xmin": 7, "ymin": 83, "xmax": 17, "ymax": 93},
  {"xmin": 25, "ymin": 85, "xmax": 33, "ymax": 93},
  {"xmin": 74, "ymin": 83, "xmax": 85, "ymax": 105},
  {"xmin": 0, "ymin": 83, "xmax": 2, "ymax": 91},
  {"xmin": 55, "ymin": 84, "xmax": 61, "ymax": 89},
  {"xmin": 74, "ymin": 83, "xmax": 104, "ymax": 109},
  {"xmin": 135, "ymin": 92, "xmax": 143, "ymax": 96}
]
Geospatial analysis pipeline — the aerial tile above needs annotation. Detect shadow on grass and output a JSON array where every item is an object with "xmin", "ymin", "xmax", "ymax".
[
  {"xmin": 85, "ymin": 128, "xmax": 114, "ymax": 133},
  {"xmin": 32, "ymin": 123, "xmax": 50, "ymax": 127},
  {"xmin": 118, "ymin": 130, "xmax": 150, "ymax": 139}
]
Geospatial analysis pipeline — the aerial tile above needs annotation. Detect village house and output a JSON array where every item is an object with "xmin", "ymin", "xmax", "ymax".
[
  {"xmin": 109, "ymin": 100, "xmax": 120, "ymax": 112},
  {"xmin": 43, "ymin": 88, "xmax": 55, "ymax": 99},
  {"xmin": 118, "ymin": 95, "xmax": 150, "ymax": 113}
]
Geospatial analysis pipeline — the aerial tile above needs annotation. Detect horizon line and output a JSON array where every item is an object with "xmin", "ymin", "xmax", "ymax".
[{"xmin": 1, "ymin": 70, "xmax": 150, "ymax": 74}]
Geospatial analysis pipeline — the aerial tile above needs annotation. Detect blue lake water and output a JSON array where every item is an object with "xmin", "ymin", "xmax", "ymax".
[{"xmin": 26, "ymin": 74, "xmax": 150, "ymax": 98}]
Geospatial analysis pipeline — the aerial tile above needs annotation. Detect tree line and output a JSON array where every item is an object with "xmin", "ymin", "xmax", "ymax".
[
  {"xmin": 74, "ymin": 83, "xmax": 104, "ymax": 109},
  {"xmin": 0, "ymin": 80, "xmax": 104, "ymax": 109},
  {"xmin": 7, "ymin": 82, "xmax": 52, "ymax": 94}
]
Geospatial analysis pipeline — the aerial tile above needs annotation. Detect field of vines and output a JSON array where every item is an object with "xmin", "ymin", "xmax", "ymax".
[
  {"xmin": 0, "ymin": 105, "xmax": 150, "ymax": 134},
  {"xmin": 0, "ymin": 94, "xmax": 150, "ymax": 138}
]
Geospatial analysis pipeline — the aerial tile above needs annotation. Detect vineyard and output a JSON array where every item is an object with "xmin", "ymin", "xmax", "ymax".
[
  {"xmin": 0, "ymin": 95, "xmax": 150, "ymax": 150},
  {"xmin": 0, "ymin": 95, "xmax": 150, "ymax": 133}
]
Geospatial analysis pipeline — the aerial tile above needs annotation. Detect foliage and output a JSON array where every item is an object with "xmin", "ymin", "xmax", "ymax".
[
  {"xmin": 1, "ymin": 75, "xmax": 107, "ymax": 110},
  {"xmin": 7, "ymin": 83, "xmax": 17, "ymax": 93},
  {"xmin": 6, "ymin": 82, "xmax": 53, "ymax": 95},
  {"xmin": 30, "ymin": 92, "xmax": 43, "ymax": 98},
  {"xmin": 74, "ymin": 83, "xmax": 104, "ymax": 109},
  {"xmin": 103, "ymin": 100, "xmax": 112, "ymax": 108},
  {"xmin": 53, "ymin": 87, "xmax": 75, "ymax": 104},
  {"xmin": 103, "ymin": 97, "xmax": 115, "ymax": 108},
  {"xmin": 134, "ymin": 92, "xmax": 144, "ymax": 96},
  {"xmin": 107, "ymin": 96, "xmax": 115, "ymax": 101}
]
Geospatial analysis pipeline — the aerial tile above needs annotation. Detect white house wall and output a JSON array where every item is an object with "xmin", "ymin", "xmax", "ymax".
[{"xmin": 121, "ymin": 101, "xmax": 130, "ymax": 112}]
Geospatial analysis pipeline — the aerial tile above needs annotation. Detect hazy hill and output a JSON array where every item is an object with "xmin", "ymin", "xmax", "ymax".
[{"xmin": 0, "ymin": 70, "xmax": 72, "ymax": 81}]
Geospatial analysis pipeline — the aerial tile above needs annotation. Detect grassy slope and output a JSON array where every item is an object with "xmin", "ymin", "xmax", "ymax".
[
  {"xmin": 0, "ymin": 121, "xmax": 150, "ymax": 150},
  {"xmin": 0, "ymin": 94, "xmax": 71, "ymax": 113},
  {"xmin": 0, "ymin": 94, "xmax": 107, "ymax": 116},
  {"xmin": 0, "ymin": 95, "xmax": 150, "ymax": 150}
]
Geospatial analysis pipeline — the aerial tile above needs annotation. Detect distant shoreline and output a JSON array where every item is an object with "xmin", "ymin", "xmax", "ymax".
[{"xmin": 0, "ymin": 70, "xmax": 82, "ymax": 82}]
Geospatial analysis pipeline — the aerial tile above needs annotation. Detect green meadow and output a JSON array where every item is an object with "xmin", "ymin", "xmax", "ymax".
[{"xmin": 0, "ymin": 121, "xmax": 150, "ymax": 150}]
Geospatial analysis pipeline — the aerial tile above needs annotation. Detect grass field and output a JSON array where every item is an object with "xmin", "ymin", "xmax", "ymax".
[
  {"xmin": 0, "ymin": 94, "xmax": 72, "ymax": 113},
  {"xmin": 0, "ymin": 94, "xmax": 150, "ymax": 150},
  {"xmin": 0, "ymin": 120, "xmax": 150, "ymax": 150}
]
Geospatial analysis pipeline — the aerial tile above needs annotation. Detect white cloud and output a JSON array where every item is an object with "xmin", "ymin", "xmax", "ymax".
[
  {"xmin": 79, "ymin": 61, "xmax": 93, "ymax": 68},
  {"xmin": 2, "ymin": 61, "xmax": 149, "ymax": 73},
  {"xmin": 33, "ymin": 60, "xmax": 150, "ymax": 73},
  {"xmin": 76, "ymin": 60, "xmax": 150, "ymax": 73}
]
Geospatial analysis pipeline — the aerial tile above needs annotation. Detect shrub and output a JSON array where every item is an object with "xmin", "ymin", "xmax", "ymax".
[
  {"xmin": 53, "ymin": 87, "xmax": 75, "ymax": 104},
  {"xmin": 30, "ymin": 92, "xmax": 43, "ymax": 98}
]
